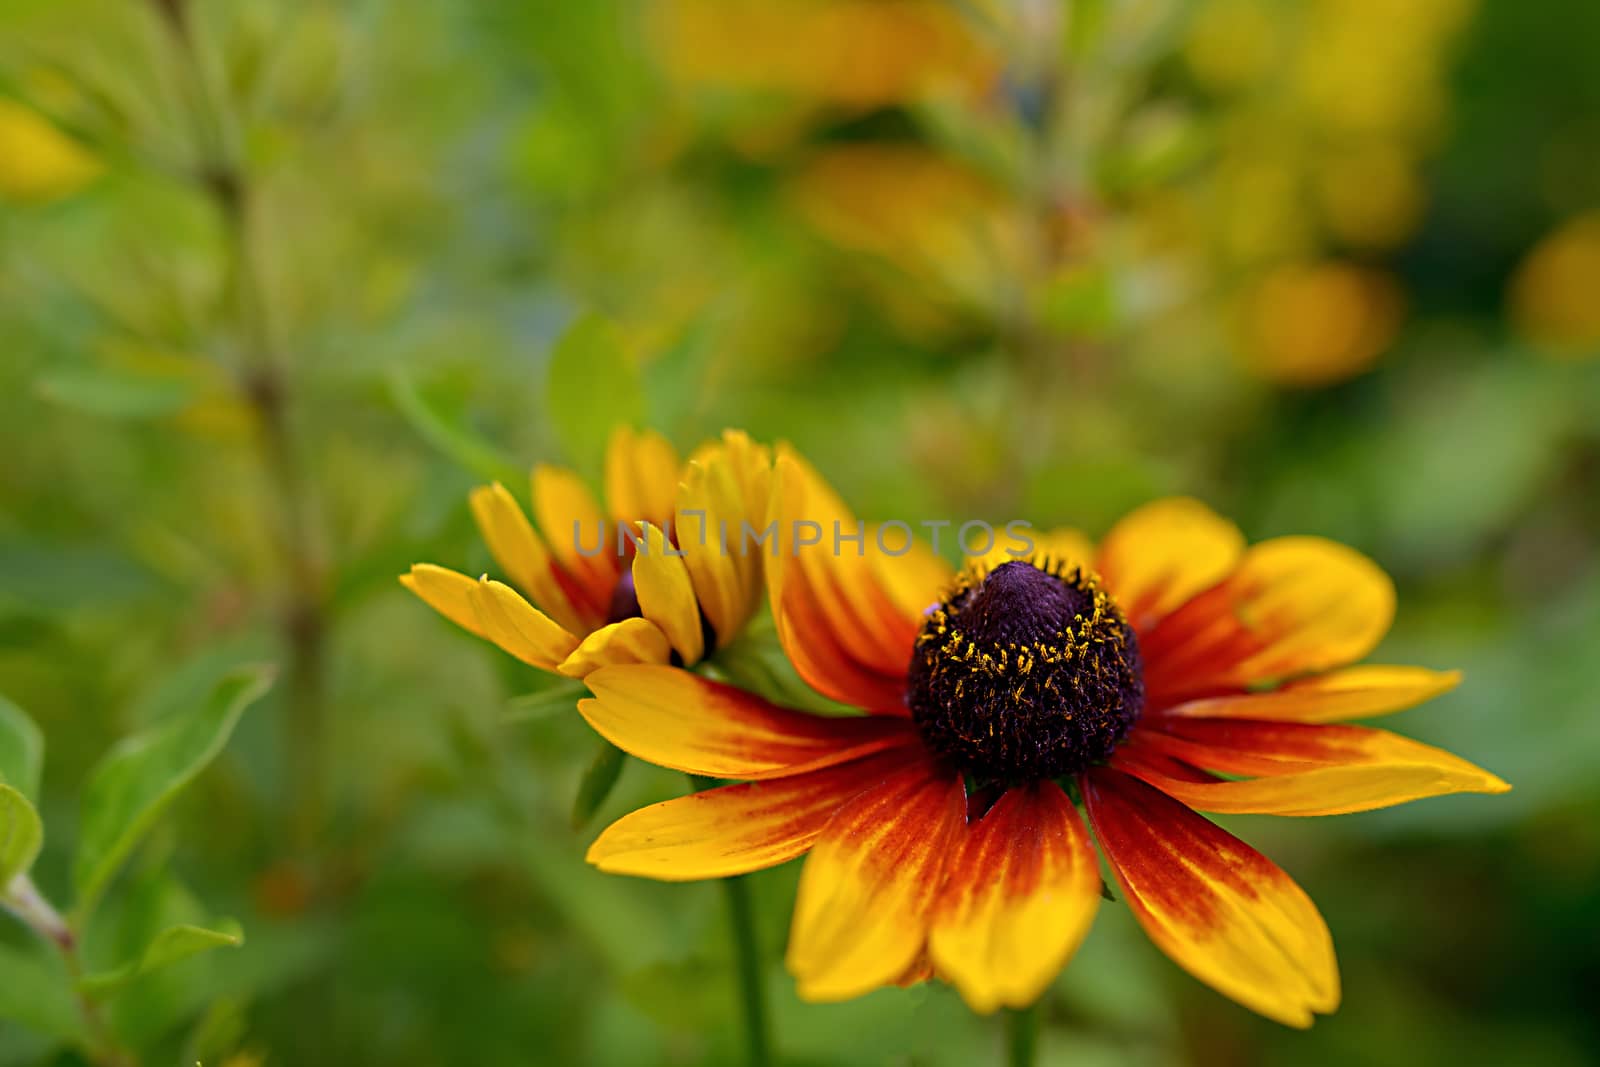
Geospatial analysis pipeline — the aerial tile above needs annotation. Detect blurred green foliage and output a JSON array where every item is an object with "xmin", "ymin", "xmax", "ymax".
[{"xmin": 1, "ymin": 0, "xmax": 1597, "ymax": 1065}]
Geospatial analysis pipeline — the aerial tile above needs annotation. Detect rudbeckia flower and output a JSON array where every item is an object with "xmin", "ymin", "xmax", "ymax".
[
  {"xmin": 580, "ymin": 447, "xmax": 1508, "ymax": 1025},
  {"xmin": 403, "ymin": 428, "xmax": 771, "ymax": 678}
]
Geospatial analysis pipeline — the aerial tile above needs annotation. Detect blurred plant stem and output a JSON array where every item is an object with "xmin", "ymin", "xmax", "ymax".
[
  {"xmin": 1005, "ymin": 3, "xmax": 1102, "ymax": 496},
  {"xmin": 3, "ymin": 876, "xmax": 136, "ymax": 1067},
  {"xmin": 151, "ymin": 0, "xmax": 330, "ymax": 854},
  {"xmin": 217, "ymin": 171, "xmax": 331, "ymax": 855},
  {"xmin": 1004, "ymin": 1003, "xmax": 1039, "ymax": 1067},
  {"xmin": 691, "ymin": 776, "xmax": 772, "ymax": 1067}
]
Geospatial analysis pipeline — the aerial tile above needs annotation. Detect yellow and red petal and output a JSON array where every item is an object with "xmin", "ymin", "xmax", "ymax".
[
  {"xmin": 603, "ymin": 426, "xmax": 681, "ymax": 531},
  {"xmin": 1119, "ymin": 719, "xmax": 1509, "ymax": 816},
  {"xmin": 466, "ymin": 577, "xmax": 582, "ymax": 671},
  {"xmin": 675, "ymin": 431, "xmax": 773, "ymax": 652},
  {"xmin": 468, "ymin": 482, "xmax": 592, "ymax": 634},
  {"xmin": 401, "ymin": 563, "xmax": 489, "ymax": 639},
  {"xmin": 787, "ymin": 756, "xmax": 966, "ymax": 1002},
  {"xmin": 1082, "ymin": 767, "xmax": 1339, "ymax": 1028},
  {"xmin": 1095, "ymin": 498, "xmax": 1245, "ymax": 634},
  {"xmin": 773, "ymin": 561, "xmax": 911, "ymax": 715},
  {"xmin": 677, "ymin": 453, "xmax": 756, "ymax": 652},
  {"xmin": 631, "ymin": 522, "xmax": 705, "ymax": 665},
  {"xmin": 777, "ymin": 448, "xmax": 921, "ymax": 664},
  {"xmin": 1159, "ymin": 665, "xmax": 1462, "ymax": 724},
  {"xmin": 580, "ymin": 664, "xmax": 916, "ymax": 779},
  {"xmin": 1140, "ymin": 536, "xmax": 1395, "ymax": 702},
  {"xmin": 894, "ymin": 951, "xmax": 936, "ymax": 988},
  {"xmin": 688, "ymin": 428, "xmax": 773, "ymax": 517},
  {"xmin": 532, "ymin": 463, "xmax": 620, "ymax": 612},
  {"xmin": 585, "ymin": 747, "xmax": 922, "ymax": 881},
  {"xmin": 928, "ymin": 782, "xmax": 1101, "ymax": 1014},
  {"xmin": 556, "ymin": 617, "xmax": 673, "ymax": 679},
  {"xmin": 766, "ymin": 448, "xmax": 917, "ymax": 713}
]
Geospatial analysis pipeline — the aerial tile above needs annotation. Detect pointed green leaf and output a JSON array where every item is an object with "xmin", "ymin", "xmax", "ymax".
[
  {"xmin": 546, "ymin": 315, "xmax": 641, "ymax": 477},
  {"xmin": 0, "ymin": 695, "xmax": 44, "ymax": 801},
  {"xmin": 0, "ymin": 785, "xmax": 43, "ymax": 884},
  {"xmin": 72, "ymin": 665, "xmax": 274, "ymax": 919},
  {"xmin": 77, "ymin": 920, "xmax": 245, "ymax": 998},
  {"xmin": 387, "ymin": 370, "xmax": 523, "ymax": 486},
  {"xmin": 502, "ymin": 678, "xmax": 589, "ymax": 724},
  {"xmin": 571, "ymin": 739, "xmax": 626, "ymax": 829}
]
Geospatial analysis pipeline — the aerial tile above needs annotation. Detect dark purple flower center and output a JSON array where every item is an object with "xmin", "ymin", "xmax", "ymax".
[{"xmin": 907, "ymin": 559, "xmax": 1144, "ymax": 782}]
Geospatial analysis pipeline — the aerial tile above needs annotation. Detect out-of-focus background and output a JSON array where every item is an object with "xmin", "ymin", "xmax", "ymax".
[{"xmin": 1, "ymin": 1, "xmax": 1596, "ymax": 1064}]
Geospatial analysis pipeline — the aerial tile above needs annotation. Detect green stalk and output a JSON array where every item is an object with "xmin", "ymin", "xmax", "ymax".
[
  {"xmin": 691, "ymin": 776, "xmax": 772, "ymax": 1067},
  {"xmin": 1005, "ymin": 1003, "xmax": 1040, "ymax": 1067},
  {"xmin": 720, "ymin": 874, "xmax": 772, "ymax": 1067}
]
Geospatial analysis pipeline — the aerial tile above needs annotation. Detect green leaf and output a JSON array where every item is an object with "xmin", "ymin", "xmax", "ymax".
[
  {"xmin": 0, "ymin": 785, "xmax": 43, "ymax": 884},
  {"xmin": 571, "ymin": 739, "xmax": 626, "ymax": 829},
  {"xmin": 387, "ymin": 370, "xmax": 524, "ymax": 486},
  {"xmin": 502, "ymin": 678, "xmax": 589, "ymax": 723},
  {"xmin": 35, "ymin": 369, "xmax": 196, "ymax": 418},
  {"xmin": 72, "ymin": 665, "xmax": 274, "ymax": 919},
  {"xmin": 0, "ymin": 694, "xmax": 44, "ymax": 801},
  {"xmin": 546, "ymin": 315, "xmax": 641, "ymax": 477},
  {"xmin": 0, "ymin": 943, "xmax": 85, "ymax": 1042},
  {"xmin": 77, "ymin": 920, "xmax": 245, "ymax": 998}
]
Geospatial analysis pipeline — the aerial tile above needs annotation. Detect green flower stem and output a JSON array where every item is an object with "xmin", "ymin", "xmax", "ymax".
[
  {"xmin": 3, "ymin": 876, "xmax": 135, "ymax": 1067},
  {"xmin": 720, "ymin": 874, "xmax": 773, "ymax": 1067},
  {"xmin": 1005, "ymin": 1003, "xmax": 1040, "ymax": 1067},
  {"xmin": 691, "ymin": 776, "xmax": 772, "ymax": 1067}
]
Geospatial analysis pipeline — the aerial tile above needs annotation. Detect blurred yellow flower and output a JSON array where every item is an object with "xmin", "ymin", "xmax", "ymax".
[
  {"xmin": 1236, "ymin": 261, "xmax": 1403, "ymax": 387},
  {"xmin": 787, "ymin": 143, "xmax": 1024, "ymax": 319},
  {"xmin": 1510, "ymin": 212, "xmax": 1600, "ymax": 357},
  {"xmin": 1179, "ymin": 0, "xmax": 1475, "ymax": 294},
  {"xmin": 1294, "ymin": 0, "xmax": 1472, "ymax": 138},
  {"xmin": 656, "ymin": 0, "xmax": 996, "ymax": 110},
  {"xmin": 0, "ymin": 98, "xmax": 100, "ymax": 204}
]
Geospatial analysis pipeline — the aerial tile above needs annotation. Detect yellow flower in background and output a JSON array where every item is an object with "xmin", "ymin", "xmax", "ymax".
[
  {"xmin": 1509, "ymin": 212, "xmax": 1600, "ymax": 357},
  {"xmin": 655, "ymin": 0, "xmax": 997, "ymax": 111},
  {"xmin": 0, "ymin": 98, "xmax": 101, "ymax": 203},
  {"xmin": 581, "ymin": 449, "xmax": 1506, "ymax": 1019},
  {"xmin": 404, "ymin": 428, "xmax": 772, "ymax": 678},
  {"xmin": 787, "ymin": 143, "xmax": 1025, "ymax": 320},
  {"xmin": 1170, "ymin": 0, "xmax": 1476, "ymax": 392},
  {"xmin": 1235, "ymin": 261, "xmax": 1403, "ymax": 387}
]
